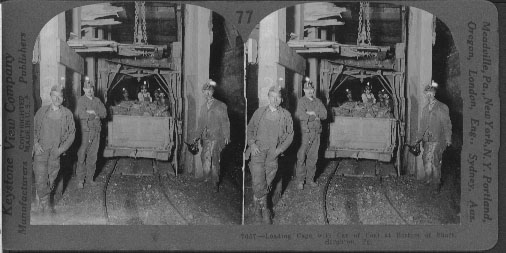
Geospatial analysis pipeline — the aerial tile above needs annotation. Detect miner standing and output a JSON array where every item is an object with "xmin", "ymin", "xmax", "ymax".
[
  {"xmin": 76, "ymin": 78, "xmax": 107, "ymax": 188},
  {"xmin": 195, "ymin": 80, "xmax": 230, "ymax": 193},
  {"xmin": 295, "ymin": 77, "xmax": 327, "ymax": 190},
  {"xmin": 246, "ymin": 85, "xmax": 294, "ymax": 224},
  {"xmin": 416, "ymin": 81, "xmax": 452, "ymax": 192},
  {"xmin": 33, "ymin": 84, "xmax": 76, "ymax": 212}
]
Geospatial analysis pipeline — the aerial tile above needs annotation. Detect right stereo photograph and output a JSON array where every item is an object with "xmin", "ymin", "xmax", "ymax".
[{"xmin": 243, "ymin": 1, "xmax": 462, "ymax": 226}]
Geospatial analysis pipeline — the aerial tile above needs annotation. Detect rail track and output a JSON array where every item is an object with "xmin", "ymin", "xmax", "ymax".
[
  {"xmin": 102, "ymin": 158, "xmax": 190, "ymax": 224},
  {"xmin": 321, "ymin": 159, "xmax": 409, "ymax": 225}
]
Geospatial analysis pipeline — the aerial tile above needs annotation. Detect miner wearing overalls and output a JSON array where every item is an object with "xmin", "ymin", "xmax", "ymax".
[
  {"xmin": 416, "ymin": 81, "xmax": 452, "ymax": 192},
  {"xmin": 76, "ymin": 79, "xmax": 107, "ymax": 188},
  {"xmin": 361, "ymin": 82, "xmax": 376, "ymax": 104},
  {"xmin": 195, "ymin": 80, "xmax": 230, "ymax": 193},
  {"xmin": 33, "ymin": 85, "xmax": 75, "ymax": 212},
  {"xmin": 246, "ymin": 85, "xmax": 294, "ymax": 224},
  {"xmin": 138, "ymin": 81, "xmax": 152, "ymax": 102},
  {"xmin": 295, "ymin": 78, "xmax": 327, "ymax": 190}
]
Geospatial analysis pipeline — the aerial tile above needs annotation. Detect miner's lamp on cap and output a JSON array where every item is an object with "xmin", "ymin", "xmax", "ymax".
[
  {"xmin": 83, "ymin": 76, "xmax": 94, "ymax": 89},
  {"xmin": 268, "ymin": 85, "xmax": 282, "ymax": 94},
  {"xmin": 202, "ymin": 79, "xmax": 217, "ymax": 91},
  {"xmin": 51, "ymin": 84, "xmax": 63, "ymax": 93},
  {"xmin": 303, "ymin": 77, "xmax": 314, "ymax": 90}
]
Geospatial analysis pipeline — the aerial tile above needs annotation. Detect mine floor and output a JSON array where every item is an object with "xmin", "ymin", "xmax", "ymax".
[
  {"xmin": 244, "ymin": 157, "xmax": 460, "ymax": 225},
  {"xmin": 31, "ymin": 158, "xmax": 242, "ymax": 225}
]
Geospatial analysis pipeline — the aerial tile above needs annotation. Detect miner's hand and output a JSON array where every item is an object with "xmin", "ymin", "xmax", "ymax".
[
  {"xmin": 250, "ymin": 143, "xmax": 260, "ymax": 156},
  {"xmin": 34, "ymin": 142, "xmax": 44, "ymax": 155},
  {"xmin": 225, "ymin": 138, "xmax": 230, "ymax": 145},
  {"xmin": 274, "ymin": 148, "xmax": 283, "ymax": 157},
  {"xmin": 51, "ymin": 147, "xmax": 63, "ymax": 157}
]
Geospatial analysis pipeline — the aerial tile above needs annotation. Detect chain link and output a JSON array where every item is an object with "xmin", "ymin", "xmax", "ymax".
[
  {"xmin": 134, "ymin": 1, "xmax": 139, "ymax": 43},
  {"xmin": 357, "ymin": 2, "xmax": 363, "ymax": 45},
  {"xmin": 357, "ymin": 2, "xmax": 372, "ymax": 46},
  {"xmin": 134, "ymin": 1, "xmax": 148, "ymax": 44},
  {"xmin": 141, "ymin": 2, "xmax": 147, "ymax": 44},
  {"xmin": 366, "ymin": 2, "xmax": 371, "ymax": 45}
]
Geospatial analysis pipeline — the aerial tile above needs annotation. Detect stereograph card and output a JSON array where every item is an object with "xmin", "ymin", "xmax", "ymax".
[{"xmin": 1, "ymin": 0, "xmax": 500, "ymax": 251}]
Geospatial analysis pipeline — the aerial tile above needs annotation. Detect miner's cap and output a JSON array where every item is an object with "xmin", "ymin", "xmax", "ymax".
[
  {"xmin": 83, "ymin": 77, "xmax": 94, "ymax": 90},
  {"xmin": 424, "ymin": 80, "xmax": 438, "ymax": 93},
  {"xmin": 303, "ymin": 77, "xmax": 315, "ymax": 90},
  {"xmin": 202, "ymin": 79, "xmax": 217, "ymax": 91},
  {"xmin": 268, "ymin": 85, "xmax": 282, "ymax": 94},
  {"xmin": 50, "ymin": 84, "xmax": 64, "ymax": 93}
]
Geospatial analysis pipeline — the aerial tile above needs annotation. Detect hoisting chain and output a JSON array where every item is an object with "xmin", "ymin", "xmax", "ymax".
[
  {"xmin": 134, "ymin": 1, "xmax": 147, "ymax": 44},
  {"xmin": 134, "ymin": 1, "xmax": 139, "ymax": 43},
  {"xmin": 141, "ymin": 1, "xmax": 148, "ymax": 44},
  {"xmin": 357, "ymin": 2, "xmax": 372, "ymax": 46},
  {"xmin": 357, "ymin": 2, "xmax": 364, "ymax": 45},
  {"xmin": 365, "ymin": 2, "xmax": 371, "ymax": 46}
]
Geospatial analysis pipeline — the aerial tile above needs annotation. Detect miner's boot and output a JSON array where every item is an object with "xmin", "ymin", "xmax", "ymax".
[
  {"xmin": 261, "ymin": 197, "xmax": 272, "ymax": 225},
  {"xmin": 253, "ymin": 197, "xmax": 263, "ymax": 223},
  {"xmin": 33, "ymin": 192, "xmax": 41, "ymax": 212},
  {"xmin": 39, "ymin": 196, "xmax": 49, "ymax": 213},
  {"xmin": 214, "ymin": 182, "xmax": 220, "ymax": 193}
]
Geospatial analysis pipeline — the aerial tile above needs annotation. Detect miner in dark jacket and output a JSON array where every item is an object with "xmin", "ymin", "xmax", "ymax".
[
  {"xmin": 246, "ymin": 85, "xmax": 294, "ymax": 224},
  {"xmin": 416, "ymin": 81, "xmax": 452, "ymax": 192},
  {"xmin": 295, "ymin": 78, "xmax": 327, "ymax": 190},
  {"xmin": 195, "ymin": 80, "xmax": 230, "ymax": 193},
  {"xmin": 76, "ymin": 78, "xmax": 107, "ymax": 189},
  {"xmin": 33, "ymin": 84, "xmax": 75, "ymax": 212}
]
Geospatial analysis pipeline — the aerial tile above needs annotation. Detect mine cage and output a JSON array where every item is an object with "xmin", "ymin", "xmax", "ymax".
[{"xmin": 319, "ymin": 43, "xmax": 406, "ymax": 176}]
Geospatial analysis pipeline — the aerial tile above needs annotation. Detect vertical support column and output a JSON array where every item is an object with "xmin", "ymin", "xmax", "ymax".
[
  {"xmin": 72, "ymin": 7, "xmax": 82, "ymax": 104},
  {"xmin": 97, "ymin": 26, "xmax": 107, "ymax": 101},
  {"xmin": 83, "ymin": 26, "xmax": 95, "ymax": 91},
  {"xmin": 320, "ymin": 29, "xmax": 327, "ymax": 41},
  {"xmin": 307, "ymin": 27, "xmax": 319, "ymax": 96},
  {"xmin": 183, "ymin": 5, "xmax": 211, "ymax": 177},
  {"xmin": 39, "ymin": 13, "xmax": 66, "ymax": 106},
  {"xmin": 406, "ymin": 7, "xmax": 433, "ymax": 178},
  {"xmin": 293, "ymin": 4, "xmax": 304, "ymax": 99},
  {"xmin": 258, "ymin": 9, "xmax": 286, "ymax": 106}
]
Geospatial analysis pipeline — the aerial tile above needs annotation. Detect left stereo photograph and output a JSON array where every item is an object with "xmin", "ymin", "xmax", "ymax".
[{"xmin": 29, "ymin": 1, "xmax": 245, "ymax": 225}]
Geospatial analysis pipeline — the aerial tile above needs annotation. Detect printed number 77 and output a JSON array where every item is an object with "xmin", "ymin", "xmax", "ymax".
[{"xmin": 236, "ymin": 10, "xmax": 253, "ymax": 24}]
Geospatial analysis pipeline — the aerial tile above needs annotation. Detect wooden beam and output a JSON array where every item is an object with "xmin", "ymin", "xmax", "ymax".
[
  {"xmin": 74, "ymin": 47, "xmax": 115, "ymax": 53},
  {"xmin": 320, "ymin": 28, "xmax": 327, "ymax": 40},
  {"xmin": 67, "ymin": 38, "xmax": 117, "ymax": 48},
  {"xmin": 82, "ymin": 19, "xmax": 121, "ymax": 27},
  {"xmin": 277, "ymin": 39, "xmax": 305, "ymax": 75},
  {"xmin": 57, "ymin": 39, "xmax": 84, "ymax": 74},
  {"xmin": 294, "ymin": 4, "xmax": 304, "ymax": 40},
  {"xmin": 80, "ymin": 3, "xmax": 124, "ymax": 21},
  {"xmin": 40, "ymin": 13, "xmax": 66, "ymax": 106},
  {"xmin": 106, "ymin": 58, "xmax": 175, "ymax": 69},
  {"xmin": 329, "ymin": 58, "xmax": 396, "ymax": 70},
  {"xmin": 72, "ymin": 7, "xmax": 81, "ymax": 39},
  {"xmin": 295, "ymin": 48, "xmax": 340, "ymax": 54},
  {"xmin": 305, "ymin": 20, "xmax": 344, "ymax": 27},
  {"xmin": 304, "ymin": 2, "xmax": 346, "ymax": 22},
  {"xmin": 406, "ymin": 7, "xmax": 433, "ymax": 178},
  {"xmin": 72, "ymin": 7, "xmax": 82, "ymax": 113}
]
